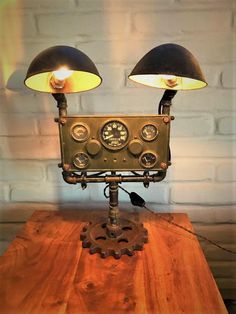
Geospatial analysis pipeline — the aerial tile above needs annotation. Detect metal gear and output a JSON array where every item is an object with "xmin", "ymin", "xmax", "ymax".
[{"xmin": 80, "ymin": 218, "xmax": 148, "ymax": 259}]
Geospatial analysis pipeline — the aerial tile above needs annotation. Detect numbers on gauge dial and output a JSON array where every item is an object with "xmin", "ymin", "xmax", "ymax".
[
  {"xmin": 71, "ymin": 123, "xmax": 89, "ymax": 142},
  {"xmin": 141, "ymin": 124, "xmax": 158, "ymax": 141},
  {"xmin": 101, "ymin": 121, "xmax": 129, "ymax": 149}
]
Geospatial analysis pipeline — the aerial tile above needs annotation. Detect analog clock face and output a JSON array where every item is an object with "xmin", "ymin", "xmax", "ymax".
[
  {"xmin": 101, "ymin": 120, "xmax": 129, "ymax": 150},
  {"xmin": 71, "ymin": 123, "xmax": 89, "ymax": 142},
  {"xmin": 141, "ymin": 124, "xmax": 158, "ymax": 141}
]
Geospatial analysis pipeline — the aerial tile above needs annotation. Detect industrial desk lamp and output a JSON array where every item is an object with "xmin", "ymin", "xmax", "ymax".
[{"xmin": 24, "ymin": 44, "xmax": 207, "ymax": 259}]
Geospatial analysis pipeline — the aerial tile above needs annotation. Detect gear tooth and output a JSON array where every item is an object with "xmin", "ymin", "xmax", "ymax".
[
  {"xmin": 108, "ymin": 249, "xmax": 115, "ymax": 256},
  {"xmin": 80, "ymin": 233, "xmax": 86, "ymax": 241},
  {"xmin": 89, "ymin": 246, "xmax": 100, "ymax": 254},
  {"xmin": 101, "ymin": 251, "xmax": 108, "ymax": 258},
  {"xmin": 82, "ymin": 239, "xmax": 91, "ymax": 248},
  {"xmin": 114, "ymin": 251, "xmax": 121, "ymax": 259},
  {"xmin": 133, "ymin": 243, "xmax": 143, "ymax": 251},
  {"xmin": 125, "ymin": 248, "xmax": 134, "ymax": 256}
]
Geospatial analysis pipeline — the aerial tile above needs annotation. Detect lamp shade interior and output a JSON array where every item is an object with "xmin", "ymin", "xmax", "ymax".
[
  {"xmin": 129, "ymin": 43, "xmax": 207, "ymax": 90},
  {"xmin": 24, "ymin": 46, "xmax": 102, "ymax": 93}
]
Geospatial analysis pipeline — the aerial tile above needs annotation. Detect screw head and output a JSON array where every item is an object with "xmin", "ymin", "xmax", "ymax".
[
  {"xmin": 163, "ymin": 116, "xmax": 170, "ymax": 124},
  {"xmin": 160, "ymin": 162, "xmax": 168, "ymax": 170}
]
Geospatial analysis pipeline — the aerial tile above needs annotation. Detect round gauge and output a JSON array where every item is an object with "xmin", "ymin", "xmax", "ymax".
[
  {"xmin": 73, "ymin": 152, "xmax": 89, "ymax": 169},
  {"xmin": 141, "ymin": 124, "xmax": 158, "ymax": 141},
  {"xmin": 139, "ymin": 151, "xmax": 158, "ymax": 169},
  {"xmin": 71, "ymin": 123, "xmax": 89, "ymax": 142},
  {"xmin": 101, "ymin": 120, "xmax": 129, "ymax": 150}
]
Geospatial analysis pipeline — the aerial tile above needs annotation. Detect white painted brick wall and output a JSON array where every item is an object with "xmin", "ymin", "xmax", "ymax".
[
  {"xmin": 0, "ymin": 161, "xmax": 45, "ymax": 181},
  {"xmin": 216, "ymin": 161, "xmax": 236, "ymax": 182},
  {"xmin": 133, "ymin": 11, "xmax": 232, "ymax": 34},
  {"xmin": 167, "ymin": 159, "xmax": 215, "ymax": 181},
  {"xmin": 218, "ymin": 116, "xmax": 236, "ymax": 134},
  {"xmin": 221, "ymin": 63, "xmax": 236, "ymax": 89},
  {"xmin": 37, "ymin": 13, "xmax": 131, "ymax": 38},
  {"xmin": 0, "ymin": 0, "xmax": 235, "ymax": 301},
  {"xmin": 0, "ymin": 114, "xmax": 38, "ymax": 136},
  {"xmin": 171, "ymin": 114, "xmax": 215, "ymax": 137},
  {"xmin": 171, "ymin": 182, "xmax": 236, "ymax": 204}
]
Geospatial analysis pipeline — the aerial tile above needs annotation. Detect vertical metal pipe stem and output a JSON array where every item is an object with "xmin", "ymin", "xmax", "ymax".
[{"xmin": 108, "ymin": 181, "xmax": 120, "ymax": 225}]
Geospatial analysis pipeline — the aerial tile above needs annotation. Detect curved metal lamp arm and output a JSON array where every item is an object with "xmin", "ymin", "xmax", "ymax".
[
  {"xmin": 52, "ymin": 93, "xmax": 68, "ymax": 123},
  {"xmin": 158, "ymin": 89, "xmax": 177, "ymax": 114}
]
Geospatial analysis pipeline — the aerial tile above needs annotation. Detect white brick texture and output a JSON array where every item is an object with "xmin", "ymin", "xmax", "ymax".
[
  {"xmin": 0, "ymin": 161, "xmax": 45, "ymax": 181},
  {"xmin": 0, "ymin": 136, "xmax": 60, "ymax": 159},
  {"xmin": 171, "ymin": 183, "xmax": 236, "ymax": 204},
  {"xmin": 133, "ymin": 11, "xmax": 232, "ymax": 34},
  {"xmin": 0, "ymin": 114, "xmax": 38, "ymax": 136},
  {"xmin": 218, "ymin": 116, "xmax": 236, "ymax": 135},
  {"xmin": 37, "ymin": 13, "xmax": 130, "ymax": 38},
  {"xmin": 221, "ymin": 63, "xmax": 236, "ymax": 88},
  {"xmin": 171, "ymin": 114, "xmax": 215, "ymax": 137},
  {"xmin": 216, "ymin": 161, "xmax": 236, "ymax": 182},
  {"xmin": 167, "ymin": 159, "xmax": 215, "ymax": 181}
]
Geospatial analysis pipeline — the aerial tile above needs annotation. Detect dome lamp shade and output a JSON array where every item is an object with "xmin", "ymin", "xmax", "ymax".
[
  {"xmin": 24, "ymin": 46, "xmax": 102, "ymax": 93},
  {"xmin": 129, "ymin": 43, "xmax": 207, "ymax": 90}
]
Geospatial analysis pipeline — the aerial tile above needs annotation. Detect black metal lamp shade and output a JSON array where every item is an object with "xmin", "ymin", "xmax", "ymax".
[
  {"xmin": 24, "ymin": 45, "xmax": 102, "ymax": 93},
  {"xmin": 129, "ymin": 43, "xmax": 207, "ymax": 90}
]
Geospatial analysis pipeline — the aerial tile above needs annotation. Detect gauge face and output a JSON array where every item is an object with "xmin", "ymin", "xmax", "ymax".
[
  {"xmin": 71, "ymin": 123, "xmax": 89, "ymax": 142},
  {"xmin": 139, "ymin": 152, "xmax": 157, "ymax": 168},
  {"xmin": 73, "ymin": 152, "xmax": 89, "ymax": 169},
  {"xmin": 101, "ymin": 120, "xmax": 129, "ymax": 150},
  {"xmin": 141, "ymin": 124, "xmax": 158, "ymax": 141}
]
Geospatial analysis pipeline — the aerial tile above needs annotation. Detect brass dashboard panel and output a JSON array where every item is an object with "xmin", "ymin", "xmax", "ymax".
[{"xmin": 59, "ymin": 115, "xmax": 171, "ymax": 172}]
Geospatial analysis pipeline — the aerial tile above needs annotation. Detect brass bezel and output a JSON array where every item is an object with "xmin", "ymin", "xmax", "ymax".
[
  {"xmin": 99, "ymin": 119, "xmax": 130, "ymax": 151},
  {"xmin": 73, "ymin": 152, "xmax": 90, "ymax": 169},
  {"xmin": 139, "ymin": 151, "xmax": 158, "ymax": 169},
  {"xmin": 140, "ymin": 122, "xmax": 159, "ymax": 142},
  {"xmin": 71, "ymin": 122, "xmax": 90, "ymax": 142}
]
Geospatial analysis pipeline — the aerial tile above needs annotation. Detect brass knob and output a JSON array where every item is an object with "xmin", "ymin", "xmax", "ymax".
[
  {"xmin": 86, "ymin": 139, "xmax": 101, "ymax": 156},
  {"xmin": 128, "ymin": 139, "xmax": 143, "ymax": 156}
]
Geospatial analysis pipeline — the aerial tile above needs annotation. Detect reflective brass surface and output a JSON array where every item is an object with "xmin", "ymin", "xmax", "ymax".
[{"xmin": 58, "ymin": 115, "xmax": 171, "ymax": 172}]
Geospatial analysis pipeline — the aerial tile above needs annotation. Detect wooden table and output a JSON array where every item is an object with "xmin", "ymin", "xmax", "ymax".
[{"xmin": 0, "ymin": 210, "xmax": 227, "ymax": 314}]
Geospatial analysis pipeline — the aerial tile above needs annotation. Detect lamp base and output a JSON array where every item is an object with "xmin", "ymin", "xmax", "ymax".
[{"xmin": 80, "ymin": 218, "xmax": 148, "ymax": 259}]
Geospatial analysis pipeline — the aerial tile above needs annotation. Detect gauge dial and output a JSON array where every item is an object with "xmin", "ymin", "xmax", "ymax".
[
  {"xmin": 101, "ymin": 120, "xmax": 129, "ymax": 150},
  {"xmin": 73, "ymin": 152, "xmax": 89, "ymax": 169},
  {"xmin": 141, "ymin": 124, "xmax": 158, "ymax": 141},
  {"xmin": 71, "ymin": 123, "xmax": 89, "ymax": 142},
  {"xmin": 139, "ymin": 152, "xmax": 158, "ymax": 168}
]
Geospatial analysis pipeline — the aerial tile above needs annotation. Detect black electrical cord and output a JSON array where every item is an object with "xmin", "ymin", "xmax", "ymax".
[
  {"xmin": 118, "ymin": 185, "xmax": 236, "ymax": 255},
  {"xmin": 103, "ymin": 184, "xmax": 109, "ymax": 199}
]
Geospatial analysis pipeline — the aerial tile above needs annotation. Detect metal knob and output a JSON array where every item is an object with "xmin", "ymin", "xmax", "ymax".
[
  {"xmin": 128, "ymin": 139, "xmax": 143, "ymax": 156},
  {"xmin": 86, "ymin": 139, "xmax": 101, "ymax": 156}
]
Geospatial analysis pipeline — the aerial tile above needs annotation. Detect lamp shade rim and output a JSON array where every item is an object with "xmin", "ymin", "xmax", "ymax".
[
  {"xmin": 128, "ymin": 73, "xmax": 207, "ymax": 91},
  {"xmin": 24, "ymin": 70, "xmax": 102, "ymax": 94}
]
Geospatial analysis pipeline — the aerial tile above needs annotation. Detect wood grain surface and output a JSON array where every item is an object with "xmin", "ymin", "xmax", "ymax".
[{"xmin": 0, "ymin": 210, "xmax": 227, "ymax": 314}]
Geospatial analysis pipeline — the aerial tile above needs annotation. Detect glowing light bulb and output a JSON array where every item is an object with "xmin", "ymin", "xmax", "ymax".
[
  {"xmin": 52, "ymin": 67, "xmax": 74, "ymax": 80},
  {"xmin": 162, "ymin": 74, "xmax": 178, "ymax": 88},
  {"xmin": 50, "ymin": 67, "xmax": 74, "ymax": 89}
]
